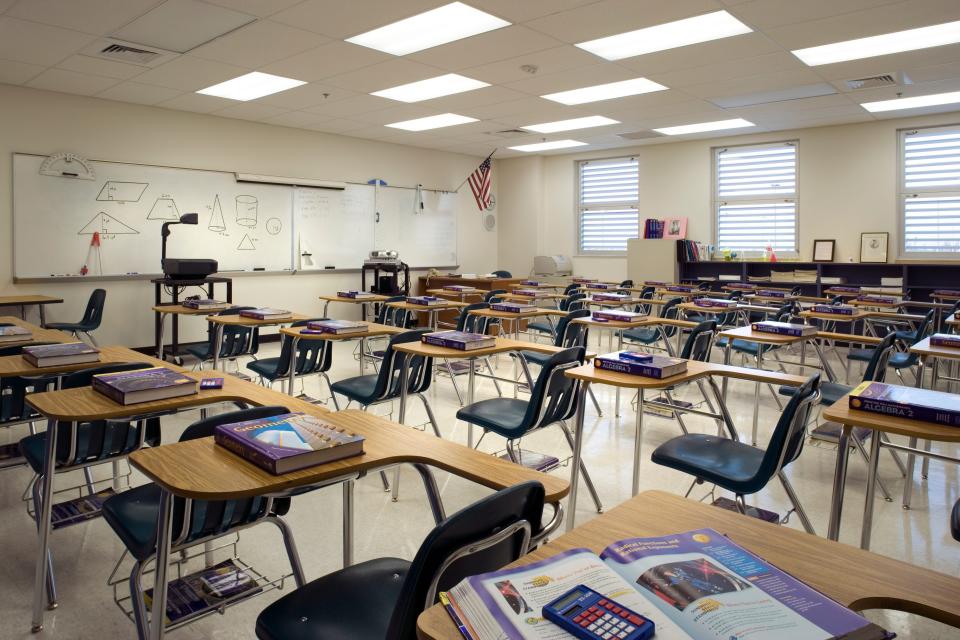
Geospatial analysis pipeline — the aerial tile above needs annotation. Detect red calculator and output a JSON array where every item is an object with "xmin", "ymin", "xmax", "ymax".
[{"xmin": 543, "ymin": 585, "xmax": 655, "ymax": 640}]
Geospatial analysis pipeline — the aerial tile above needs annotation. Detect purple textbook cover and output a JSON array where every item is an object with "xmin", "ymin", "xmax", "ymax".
[
  {"xmin": 407, "ymin": 296, "xmax": 445, "ymax": 306},
  {"xmin": 756, "ymin": 289, "xmax": 787, "ymax": 298},
  {"xmin": 693, "ymin": 298, "xmax": 736, "ymax": 308},
  {"xmin": 337, "ymin": 290, "xmax": 373, "ymax": 298},
  {"xmin": 857, "ymin": 295, "xmax": 897, "ymax": 304},
  {"xmin": 725, "ymin": 283, "xmax": 756, "ymax": 290},
  {"xmin": 490, "ymin": 302, "xmax": 535, "ymax": 313},
  {"xmin": 827, "ymin": 286, "xmax": 860, "ymax": 293},
  {"xmin": 813, "ymin": 304, "xmax": 856, "ymax": 315},
  {"xmin": 666, "ymin": 285, "xmax": 694, "ymax": 293},
  {"xmin": 592, "ymin": 309, "xmax": 644, "ymax": 322},
  {"xmin": 305, "ymin": 320, "xmax": 367, "ymax": 334},
  {"xmin": 594, "ymin": 352, "xmax": 687, "ymax": 378},
  {"xmin": 520, "ymin": 280, "xmax": 541, "ymax": 286},
  {"xmin": 589, "ymin": 282, "xmax": 618, "ymax": 290},
  {"xmin": 23, "ymin": 342, "xmax": 97, "ymax": 358},
  {"xmin": 443, "ymin": 285, "xmax": 474, "ymax": 292},
  {"xmin": 511, "ymin": 289, "xmax": 542, "ymax": 297},
  {"xmin": 751, "ymin": 321, "xmax": 816, "ymax": 337},
  {"xmin": 239, "ymin": 308, "xmax": 291, "ymax": 319},
  {"xmin": 422, "ymin": 331, "xmax": 495, "ymax": 350},
  {"xmin": 573, "ymin": 277, "xmax": 597, "ymax": 284},
  {"xmin": 930, "ymin": 333, "xmax": 960, "ymax": 348},
  {"xmin": 849, "ymin": 381, "xmax": 960, "ymax": 427},
  {"xmin": 593, "ymin": 293, "xmax": 631, "ymax": 302}
]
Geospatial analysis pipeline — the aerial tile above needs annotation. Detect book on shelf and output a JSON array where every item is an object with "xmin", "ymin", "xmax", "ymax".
[
  {"xmin": 881, "ymin": 277, "xmax": 904, "ymax": 287},
  {"xmin": 0, "ymin": 325, "xmax": 32, "ymax": 342},
  {"xmin": 592, "ymin": 292, "xmax": 631, "ymax": 302},
  {"xmin": 819, "ymin": 277, "xmax": 846, "ymax": 285},
  {"xmin": 643, "ymin": 218, "xmax": 665, "ymax": 239},
  {"xmin": 491, "ymin": 302, "xmax": 535, "ymax": 313},
  {"xmin": 812, "ymin": 304, "xmax": 856, "ymax": 315},
  {"xmin": 22, "ymin": 342, "xmax": 100, "ymax": 367},
  {"xmin": 238, "ymin": 308, "xmax": 292, "ymax": 321},
  {"xmin": 423, "ymin": 331, "xmax": 496, "ymax": 351},
  {"xmin": 92, "ymin": 367, "xmax": 198, "ymax": 405},
  {"xmin": 305, "ymin": 320, "xmax": 367, "ymax": 335},
  {"xmin": 407, "ymin": 296, "xmax": 447, "ymax": 306},
  {"xmin": 644, "ymin": 396, "xmax": 693, "ymax": 419},
  {"xmin": 51, "ymin": 488, "xmax": 115, "ymax": 529},
  {"xmin": 746, "ymin": 276, "xmax": 770, "ymax": 283},
  {"xmin": 594, "ymin": 352, "xmax": 687, "ymax": 378},
  {"xmin": 723, "ymin": 282, "xmax": 755, "ymax": 289},
  {"xmin": 930, "ymin": 333, "xmax": 960, "ymax": 349},
  {"xmin": 443, "ymin": 528, "xmax": 887, "ymax": 640},
  {"xmin": 214, "ymin": 412, "xmax": 365, "ymax": 475},
  {"xmin": 143, "ymin": 559, "xmax": 261, "ymax": 625},
  {"xmin": 496, "ymin": 449, "xmax": 559, "ymax": 472},
  {"xmin": 443, "ymin": 285, "xmax": 476, "ymax": 292},
  {"xmin": 849, "ymin": 381, "xmax": 960, "ymax": 428},
  {"xmin": 693, "ymin": 298, "xmax": 736, "ymax": 308},
  {"xmin": 677, "ymin": 239, "xmax": 715, "ymax": 262},
  {"xmin": 181, "ymin": 298, "xmax": 228, "ymax": 310},
  {"xmin": 717, "ymin": 275, "xmax": 742, "ymax": 283},
  {"xmin": 592, "ymin": 310, "xmax": 645, "ymax": 322},
  {"xmin": 751, "ymin": 321, "xmax": 816, "ymax": 337}
]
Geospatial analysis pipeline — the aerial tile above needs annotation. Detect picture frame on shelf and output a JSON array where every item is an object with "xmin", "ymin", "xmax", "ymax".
[
  {"xmin": 859, "ymin": 232, "xmax": 889, "ymax": 264},
  {"xmin": 662, "ymin": 216, "xmax": 688, "ymax": 240},
  {"xmin": 812, "ymin": 239, "xmax": 835, "ymax": 262}
]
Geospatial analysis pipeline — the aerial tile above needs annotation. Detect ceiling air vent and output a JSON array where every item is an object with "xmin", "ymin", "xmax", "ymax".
[
  {"xmin": 100, "ymin": 43, "xmax": 162, "ymax": 65},
  {"xmin": 844, "ymin": 72, "xmax": 912, "ymax": 91},
  {"xmin": 485, "ymin": 129, "xmax": 528, "ymax": 138},
  {"xmin": 80, "ymin": 39, "xmax": 179, "ymax": 68}
]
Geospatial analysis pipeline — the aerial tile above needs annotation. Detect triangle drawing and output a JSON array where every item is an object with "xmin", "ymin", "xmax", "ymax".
[
  {"xmin": 237, "ymin": 234, "xmax": 256, "ymax": 250},
  {"xmin": 148, "ymin": 197, "xmax": 179, "ymax": 221},
  {"xmin": 208, "ymin": 195, "xmax": 226, "ymax": 232},
  {"xmin": 78, "ymin": 211, "xmax": 139, "ymax": 235}
]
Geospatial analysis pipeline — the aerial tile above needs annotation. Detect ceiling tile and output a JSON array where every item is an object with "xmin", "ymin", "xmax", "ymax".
[
  {"xmin": 262, "ymin": 110, "xmax": 327, "ymax": 127},
  {"xmin": 617, "ymin": 32, "xmax": 780, "ymax": 76},
  {"xmin": 96, "ymin": 80, "xmax": 181, "ymax": 105},
  {"xmin": 0, "ymin": 16, "xmax": 96, "ymax": 66},
  {"xmin": 682, "ymin": 68, "xmax": 825, "ymax": 99},
  {"xmin": 468, "ymin": 0, "xmax": 602, "ymax": 23},
  {"xmin": 111, "ymin": 0, "xmax": 256, "ymax": 54},
  {"xmin": 57, "ymin": 53, "xmax": 146, "ymax": 80},
  {"xmin": 324, "ymin": 58, "xmax": 445, "ymax": 93},
  {"xmin": 26, "ymin": 67, "xmax": 120, "ymax": 95},
  {"xmin": 300, "ymin": 93, "xmax": 395, "ymax": 117},
  {"xmin": 6, "ymin": 0, "xmax": 159, "ymax": 35},
  {"xmin": 524, "ymin": 0, "xmax": 721, "ymax": 43},
  {"xmin": 270, "ymin": 0, "xmax": 440, "ymax": 39},
  {"xmin": 156, "ymin": 91, "xmax": 235, "ymax": 113},
  {"xmin": 462, "ymin": 45, "xmax": 600, "ymax": 85},
  {"xmin": 212, "ymin": 101, "xmax": 287, "ymax": 121},
  {"xmin": 503, "ymin": 63, "xmax": 637, "ymax": 96},
  {"xmin": 408, "ymin": 26, "xmax": 563, "ymax": 71},
  {"xmin": 0, "ymin": 59, "xmax": 45, "ymax": 84},
  {"xmin": 416, "ymin": 85, "xmax": 530, "ymax": 112},
  {"xmin": 202, "ymin": 0, "xmax": 304, "ymax": 18},
  {"xmin": 0, "ymin": 0, "xmax": 16, "ymax": 12},
  {"xmin": 259, "ymin": 40, "xmax": 391, "ymax": 83},
  {"xmin": 904, "ymin": 59, "xmax": 960, "ymax": 84},
  {"xmin": 726, "ymin": 0, "xmax": 903, "ymax": 30},
  {"xmin": 189, "ymin": 19, "xmax": 329, "ymax": 68},
  {"xmin": 649, "ymin": 51, "xmax": 806, "ymax": 88},
  {"xmin": 810, "ymin": 43, "xmax": 960, "ymax": 82},
  {"xmin": 302, "ymin": 118, "xmax": 368, "ymax": 134},
  {"xmin": 600, "ymin": 97, "xmax": 729, "ymax": 122},
  {"xmin": 348, "ymin": 104, "xmax": 439, "ymax": 125},
  {"xmin": 134, "ymin": 55, "xmax": 248, "ymax": 91},
  {"xmin": 464, "ymin": 96, "xmax": 575, "ymax": 119},
  {"xmin": 257, "ymin": 82, "xmax": 357, "ymax": 110}
]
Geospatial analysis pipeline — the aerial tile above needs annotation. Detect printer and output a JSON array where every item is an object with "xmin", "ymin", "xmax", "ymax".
[{"xmin": 533, "ymin": 255, "xmax": 572, "ymax": 276}]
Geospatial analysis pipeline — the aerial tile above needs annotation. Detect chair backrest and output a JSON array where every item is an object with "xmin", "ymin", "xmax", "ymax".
[
  {"xmin": 0, "ymin": 342, "xmax": 59, "ymax": 423},
  {"xmin": 659, "ymin": 298, "xmax": 683, "ymax": 337},
  {"xmin": 564, "ymin": 292, "xmax": 588, "ymax": 312},
  {"xmin": 862, "ymin": 332, "xmax": 898, "ymax": 383},
  {"xmin": 386, "ymin": 481, "xmax": 545, "ymax": 639},
  {"xmin": 680, "ymin": 320, "xmax": 717, "ymax": 361},
  {"xmin": 81, "ymin": 288, "xmax": 107, "ymax": 330},
  {"xmin": 633, "ymin": 289, "xmax": 654, "ymax": 315},
  {"xmin": 373, "ymin": 329, "xmax": 435, "ymax": 401},
  {"xmin": 563, "ymin": 283, "xmax": 580, "ymax": 295},
  {"xmin": 275, "ymin": 319, "xmax": 334, "ymax": 377},
  {"xmin": 376, "ymin": 296, "xmax": 410, "ymax": 328},
  {"xmin": 456, "ymin": 302, "xmax": 492, "ymax": 334},
  {"xmin": 755, "ymin": 374, "xmax": 821, "ymax": 484},
  {"xmin": 491, "ymin": 270, "xmax": 512, "ymax": 278},
  {"xmin": 619, "ymin": 279, "xmax": 633, "ymax": 288},
  {"xmin": 204, "ymin": 307, "xmax": 260, "ymax": 359},
  {"xmin": 484, "ymin": 289, "xmax": 507, "ymax": 303},
  {"xmin": 523, "ymin": 346, "xmax": 585, "ymax": 430},
  {"xmin": 717, "ymin": 292, "xmax": 742, "ymax": 325},
  {"xmin": 553, "ymin": 309, "xmax": 590, "ymax": 349}
]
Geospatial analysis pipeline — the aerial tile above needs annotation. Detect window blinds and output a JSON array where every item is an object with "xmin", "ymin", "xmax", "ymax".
[
  {"xmin": 902, "ymin": 128, "xmax": 960, "ymax": 254},
  {"xmin": 578, "ymin": 157, "xmax": 638, "ymax": 253}
]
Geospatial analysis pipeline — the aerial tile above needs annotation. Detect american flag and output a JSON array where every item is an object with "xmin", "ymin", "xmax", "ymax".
[{"xmin": 468, "ymin": 153, "xmax": 493, "ymax": 210}]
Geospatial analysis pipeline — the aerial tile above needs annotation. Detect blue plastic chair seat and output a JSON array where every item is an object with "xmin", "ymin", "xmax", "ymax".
[
  {"xmin": 685, "ymin": 313, "xmax": 709, "ymax": 324},
  {"xmin": 518, "ymin": 350, "xmax": 552, "ymax": 367},
  {"xmin": 889, "ymin": 352, "xmax": 916, "ymax": 369},
  {"xmin": 527, "ymin": 320, "xmax": 554, "ymax": 335},
  {"xmin": 330, "ymin": 375, "xmax": 381, "ymax": 405},
  {"xmin": 255, "ymin": 557, "xmax": 409, "ymax": 640},
  {"xmin": 715, "ymin": 337, "xmax": 765, "ymax": 356},
  {"xmin": 847, "ymin": 347, "xmax": 874, "ymax": 362},
  {"xmin": 779, "ymin": 381, "xmax": 849, "ymax": 406},
  {"xmin": 623, "ymin": 327, "xmax": 659, "ymax": 344},
  {"xmin": 455, "ymin": 398, "xmax": 529, "ymax": 439},
  {"xmin": 101, "ymin": 483, "xmax": 163, "ymax": 561},
  {"xmin": 651, "ymin": 434, "xmax": 766, "ymax": 494},
  {"xmin": 247, "ymin": 357, "xmax": 282, "ymax": 380},
  {"xmin": 45, "ymin": 322, "xmax": 84, "ymax": 331},
  {"xmin": 185, "ymin": 344, "xmax": 213, "ymax": 360}
]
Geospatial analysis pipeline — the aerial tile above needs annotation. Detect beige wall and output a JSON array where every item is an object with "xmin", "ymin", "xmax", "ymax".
[
  {"xmin": 0, "ymin": 84, "xmax": 498, "ymax": 347},
  {"xmin": 499, "ymin": 111, "xmax": 960, "ymax": 281}
]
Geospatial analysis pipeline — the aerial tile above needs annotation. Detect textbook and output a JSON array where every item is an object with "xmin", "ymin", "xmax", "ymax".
[
  {"xmin": 423, "ymin": 331, "xmax": 496, "ymax": 351},
  {"xmin": 849, "ymin": 381, "xmax": 960, "ymax": 428},
  {"xmin": 692, "ymin": 298, "xmax": 736, "ymax": 309},
  {"xmin": 520, "ymin": 280, "xmax": 541, "ymax": 286},
  {"xmin": 92, "ymin": 367, "xmax": 198, "ymax": 405},
  {"xmin": 856, "ymin": 295, "xmax": 898, "ymax": 305},
  {"xmin": 724, "ymin": 283, "xmax": 756, "ymax": 290},
  {"xmin": 930, "ymin": 333, "xmax": 960, "ymax": 348},
  {"xmin": 573, "ymin": 277, "xmax": 597, "ymax": 284},
  {"xmin": 826, "ymin": 286, "xmax": 860, "ymax": 293},
  {"xmin": 143, "ymin": 559, "xmax": 261, "ymax": 625},
  {"xmin": 238, "ymin": 308, "xmax": 292, "ymax": 320},
  {"xmin": 407, "ymin": 296, "xmax": 447, "ymax": 306},
  {"xmin": 0, "ymin": 325, "xmax": 32, "ymax": 342},
  {"xmin": 305, "ymin": 320, "xmax": 367, "ymax": 335},
  {"xmin": 22, "ymin": 342, "xmax": 100, "ymax": 367},
  {"xmin": 594, "ymin": 352, "xmax": 687, "ymax": 378},
  {"xmin": 444, "ymin": 285, "xmax": 476, "ymax": 292},
  {"xmin": 214, "ymin": 412, "xmax": 364, "ymax": 475},
  {"xmin": 756, "ymin": 289, "xmax": 787, "ymax": 298},
  {"xmin": 813, "ymin": 304, "xmax": 856, "ymax": 315},
  {"xmin": 491, "ymin": 302, "xmax": 536, "ymax": 313},
  {"xmin": 751, "ymin": 321, "xmax": 817, "ymax": 337},
  {"xmin": 337, "ymin": 290, "xmax": 375, "ymax": 299},
  {"xmin": 665, "ymin": 285, "xmax": 694, "ymax": 293},
  {"xmin": 443, "ymin": 529, "xmax": 887, "ymax": 640},
  {"xmin": 592, "ymin": 292, "xmax": 632, "ymax": 302},
  {"xmin": 512, "ymin": 289, "xmax": 544, "ymax": 297},
  {"xmin": 592, "ymin": 309, "xmax": 645, "ymax": 322},
  {"xmin": 588, "ymin": 282, "xmax": 619, "ymax": 290},
  {"xmin": 644, "ymin": 280, "xmax": 667, "ymax": 286},
  {"xmin": 181, "ymin": 298, "xmax": 228, "ymax": 310}
]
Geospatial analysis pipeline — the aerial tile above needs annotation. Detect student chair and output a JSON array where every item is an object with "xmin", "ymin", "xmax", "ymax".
[
  {"xmin": 563, "ymin": 283, "xmax": 580, "ymax": 295},
  {"xmin": 45, "ymin": 288, "xmax": 106, "ymax": 346},
  {"xmin": 0, "ymin": 342, "xmax": 58, "ymax": 443},
  {"xmin": 847, "ymin": 309, "xmax": 933, "ymax": 371},
  {"xmin": 491, "ymin": 269, "xmax": 512, "ymax": 278},
  {"xmin": 436, "ymin": 303, "xmax": 502, "ymax": 405},
  {"xmin": 483, "ymin": 289, "xmax": 508, "ymax": 302},
  {"xmin": 527, "ymin": 292, "xmax": 584, "ymax": 340},
  {"xmin": 254, "ymin": 481, "xmax": 546, "ymax": 640},
  {"xmin": 633, "ymin": 289, "xmax": 655, "ymax": 316},
  {"xmin": 363, "ymin": 296, "xmax": 411, "ymax": 369},
  {"xmin": 622, "ymin": 297, "xmax": 683, "ymax": 351},
  {"xmin": 651, "ymin": 374, "xmax": 821, "ymax": 534},
  {"xmin": 186, "ymin": 307, "xmax": 260, "ymax": 371},
  {"xmin": 246, "ymin": 319, "xmax": 337, "ymax": 405},
  {"xmin": 952, "ymin": 499, "xmax": 960, "ymax": 542},
  {"xmin": 455, "ymin": 346, "xmax": 603, "ymax": 513},
  {"xmin": 102, "ymin": 406, "xmax": 306, "ymax": 639},
  {"xmin": 619, "ymin": 279, "xmax": 633, "ymax": 289}
]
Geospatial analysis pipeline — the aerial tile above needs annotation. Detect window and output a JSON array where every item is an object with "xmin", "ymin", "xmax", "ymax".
[
  {"xmin": 900, "ymin": 126, "xmax": 960, "ymax": 256},
  {"xmin": 577, "ymin": 157, "xmax": 639, "ymax": 253},
  {"xmin": 714, "ymin": 141, "xmax": 797, "ymax": 253}
]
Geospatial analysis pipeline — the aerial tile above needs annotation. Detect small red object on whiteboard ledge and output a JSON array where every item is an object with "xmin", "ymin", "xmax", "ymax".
[{"xmin": 91, "ymin": 231, "xmax": 101, "ymax": 247}]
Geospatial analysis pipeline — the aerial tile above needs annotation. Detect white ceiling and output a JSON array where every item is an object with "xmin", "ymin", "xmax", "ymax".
[{"xmin": 1, "ymin": 0, "xmax": 960, "ymax": 157}]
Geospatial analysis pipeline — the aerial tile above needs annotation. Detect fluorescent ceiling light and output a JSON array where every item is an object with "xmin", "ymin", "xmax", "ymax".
[
  {"xmin": 347, "ymin": 2, "xmax": 510, "ymax": 56},
  {"xmin": 197, "ymin": 72, "xmax": 305, "ymax": 101},
  {"xmin": 386, "ymin": 113, "xmax": 477, "ymax": 131},
  {"xmin": 792, "ymin": 19, "xmax": 960, "ymax": 66},
  {"xmin": 861, "ymin": 90, "xmax": 960, "ymax": 113},
  {"xmin": 543, "ymin": 78, "xmax": 668, "ymax": 105},
  {"xmin": 522, "ymin": 116, "xmax": 620, "ymax": 133},
  {"xmin": 508, "ymin": 140, "xmax": 588, "ymax": 152},
  {"xmin": 653, "ymin": 118, "xmax": 754, "ymax": 136},
  {"xmin": 576, "ymin": 10, "xmax": 752, "ymax": 61},
  {"xmin": 372, "ymin": 73, "xmax": 489, "ymax": 102}
]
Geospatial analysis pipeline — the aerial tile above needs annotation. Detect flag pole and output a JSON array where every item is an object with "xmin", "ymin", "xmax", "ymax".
[{"xmin": 454, "ymin": 148, "xmax": 496, "ymax": 192}]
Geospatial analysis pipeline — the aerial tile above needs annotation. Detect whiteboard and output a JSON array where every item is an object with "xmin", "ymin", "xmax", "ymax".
[
  {"xmin": 13, "ymin": 153, "xmax": 292, "ymax": 277},
  {"xmin": 373, "ymin": 186, "xmax": 459, "ymax": 268},
  {"xmin": 294, "ymin": 184, "xmax": 375, "ymax": 270}
]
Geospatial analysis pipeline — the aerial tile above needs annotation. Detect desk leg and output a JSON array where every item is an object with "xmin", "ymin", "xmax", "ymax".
[
  {"xmin": 412, "ymin": 464, "xmax": 446, "ymax": 524},
  {"xmin": 342, "ymin": 480, "xmax": 354, "ymax": 567},
  {"xmin": 566, "ymin": 381, "xmax": 590, "ymax": 533},
  {"xmin": 708, "ymin": 378, "xmax": 740, "ymax": 441},
  {"xmin": 632, "ymin": 389, "xmax": 644, "ymax": 496},
  {"xmin": 722, "ymin": 341, "xmax": 732, "ymax": 403},
  {"xmin": 147, "ymin": 488, "xmax": 174, "ymax": 640},
  {"xmin": 752, "ymin": 351, "xmax": 763, "ymax": 446},
  {"xmin": 903, "ymin": 356, "xmax": 927, "ymax": 509},
  {"xmin": 859, "ymin": 430, "xmax": 881, "ymax": 550},
  {"xmin": 827, "ymin": 424, "xmax": 852, "ymax": 541},
  {"xmin": 30, "ymin": 418, "xmax": 58, "ymax": 632},
  {"xmin": 211, "ymin": 324, "xmax": 224, "ymax": 371},
  {"xmin": 39, "ymin": 305, "xmax": 46, "ymax": 327},
  {"xmin": 615, "ymin": 330, "xmax": 623, "ymax": 418},
  {"xmin": 811, "ymin": 339, "xmax": 836, "ymax": 382},
  {"xmin": 323, "ymin": 300, "xmax": 330, "ymax": 317},
  {"xmin": 359, "ymin": 337, "xmax": 366, "ymax": 375},
  {"xmin": 466, "ymin": 356, "xmax": 476, "ymax": 448},
  {"xmin": 398, "ymin": 353, "xmax": 409, "ymax": 425},
  {"xmin": 287, "ymin": 336, "xmax": 299, "ymax": 396},
  {"xmin": 156, "ymin": 313, "xmax": 166, "ymax": 360}
]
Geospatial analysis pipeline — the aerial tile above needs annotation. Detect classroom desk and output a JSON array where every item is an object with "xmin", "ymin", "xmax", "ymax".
[
  {"xmin": 152, "ymin": 304, "xmax": 229, "ymax": 361},
  {"xmin": 389, "ymin": 300, "xmax": 468, "ymax": 330},
  {"xmin": 0, "ymin": 315, "xmax": 73, "ymax": 346},
  {"xmin": 468, "ymin": 307, "xmax": 563, "ymax": 340},
  {"xmin": 417, "ymin": 276, "xmax": 525, "ymax": 326},
  {"xmin": 562, "ymin": 361, "xmax": 806, "ymax": 530},
  {"xmin": 505, "ymin": 282, "xmax": 566, "ymax": 290},
  {"xmin": 152, "ymin": 276, "xmax": 232, "ymax": 363},
  {"xmin": 0, "ymin": 295, "xmax": 62, "ymax": 326},
  {"xmin": 426, "ymin": 288, "xmax": 485, "ymax": 303},
  {"xmin": 416, "ymin": 490, "xmax": 960, "ymax": 639},
  {"xmin": 583, "ymin": 296, "xmax": 644, "ymax": 308},
  {"xmin": 848, "ymin": 298, "xmax": 904, "ymax": 310},
  {"xmin": 207, "ymin": 312, "xmax": 309, "ymax": 370},
  {"xmin": 501, "ymin": 292, "xmax": 567, "ymax": 304},
  {"xmin": 823, "ymin": 390, "xmax": 960, "ymax": 550},
  {"xmin": 318, "ymin": 293, "xmax": 390, "ymax": 319}
]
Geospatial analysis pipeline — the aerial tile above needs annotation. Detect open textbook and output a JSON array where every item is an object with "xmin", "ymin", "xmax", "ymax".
[{"xmin": 445, "ymin": 529, "xmax": 888, "ymax": 640}]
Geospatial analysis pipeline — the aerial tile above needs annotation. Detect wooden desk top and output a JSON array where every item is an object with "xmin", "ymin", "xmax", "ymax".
[
  {"xmin": 501, "ymin": 293, "xmax": 566, "ymax": 302},
  {"xmin": 799, "ymin": 309, "xmax": 868, "ymax": 321},
  {"xmin": 0, "ymin": 295, "xmax": 63, "ymax": 305},
  {"xmin": 388, "ymin": 301, "xmax": 468, "ymax": 312},
  {"xmin": 864, "ymin": 311, "xmax": 926, "ymax": 321},
  {"xmin": 565, "ymin": 359, "xmax": 807, "ymax": 389},
  {"xmin": 823, "ymin": 390, "xmax": 960, "ymax": 442},
  {"xmin": 152, "ymin": 304, "xmax": 229, "ymax": 316},
  {"xmin": 0, "ymin": 345, "xmax": 172, "ymax": 378},
  {"xmin": 718, "ymin": 325, "xmax": 807, "ymax": 345},
  {"xmin": 932, "ymin": 293, "xmax": 960, "ymax": 301},
  {"xmin": 416, "ymin": 491, "xmax": 960, "ymax": 639},
  {"xmin": 571, "ymin": 316, "xmax": 647, "ymax": 330},
  {"xmin": 391, "ymin": 336, "xmax": 590, "ymax": 360},
  {"xmin": 909, "ymin": 336, "xmax": 960, "ymax": 360},
  {"xmin": 207, "ymin": 312, "xmax": 309, "ymax": 326},
  {"xmin": 280, "ymin": 322, "xmax": 404, "ymax": 341},
  {"xmin": 426, "ymin": 289, "xmax": 484, "ymax": 297},
  {"xmin": 824, "ymin": 289, "xmax": 863, "ymax": 297},
  {"xmin": 848, "ymin": 299, "xmax": 903, "ymax": 309},
  {"xmin": 506, "ymin": 282, "xmax": 565, "ymax": 290},
  {"xmin": 318, "ymin": 294, "xmax": 390, "ymax": 304},
  {"xmin": 678, "ymin": 301, "xmax": 739, "ymax": 314},
  {"xmin": 469, "ymin": 308, "xmax": 561, "ymax": 320},
  {"xmin": 0, "ymin": 316, "xmax": 73, "ymax": 345},
  {"xmin": 130, "ymin": 407, "xmax": 570, "ymax": 502},
  {"xmin": 654, "ymin": 289, "xmax": 718, "ymax": 298},
  {"xmin": 584, "ymin": 297, "xmax": 643, "ymax": 307},
  {"xmin": 818, "ymin": 331, "xmax": 883, "ymax": 345}
]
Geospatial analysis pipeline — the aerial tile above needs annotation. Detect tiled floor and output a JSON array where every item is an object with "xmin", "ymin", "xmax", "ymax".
[{"xmin": 0, "ymin": 335, "xmax": 958, "ymax": 639}]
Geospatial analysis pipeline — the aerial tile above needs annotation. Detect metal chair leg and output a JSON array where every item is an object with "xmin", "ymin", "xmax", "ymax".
[
  {"xmin": 778, "ymin": 471, "xmax": 815, "ymax": 534},
  {"xmin": 443, "ymin": 360, "xmax": 465, "ymax": 405},
  {"xmin": 320, "ymin": 373, "xmax": 340, "ymax": 410},
  {"xmin": 483, "ymin": 357, "xmax": 503, "ymax": 397},
  {"xmin": 32, "ymin": 477, "xmax": 58, "ymax": 609},
  {"xmin": 129, "ymin": 561, "xmax": 149, "ymax": 640},
  {"xmin": 268, "ymin": 516, "xmax": 307, "ymax": 588},
  {"xmin": 880, "ymin": 433, "xmax": 907, "ymax": 476},
  {"xmin": 851, "ymin": 433, "xmax": 893, "ymax": 502},
  {"xmin": 418, "ymin": 394, "xmax": 442, "ymax": 438},
  {"xmin": 85, "ymin": 332, "xmax": 98, "ymax": 348},
  {"xmin": 559, "ymin": 422, "xmax": 603, "ymax": 513},
  {"xmin": 587, "ymin": 386, "xmax": 603, "ymax": 416},
  {"xmin": 662, "ymin": 390, "xmax": 689, "ymax": 435}
]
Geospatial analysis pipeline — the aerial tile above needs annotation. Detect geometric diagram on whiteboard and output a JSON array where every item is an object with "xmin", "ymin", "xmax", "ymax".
[
  {"xmin": 235, "ymin": 195, "xmax": 258, "ymax": 228},
  {"xmin": 237, "ymin": 233, "xmax": 256, "ymax": 250},
  {"xmin": 78, "ymin": 211, "xmax": 139, "ymax": 235},
  {"xmin": 483, "ymin": 212, "xmax": 496, "ymax": 231},
  {"xmin": 147, "ymin": 196, "xmax": 179, "ymax": 220},
  {"xmin": 265, "ymin": 217, "xmax": 282, "ymax": 235},
  {"xmin": 39, "ymin": 152, "xmax": 95, "ymax": 180},
  {"xmin": 208, "ymin": 194, "xmax": 226, "ymax": 232},
  {"xmin": 96, "ymin": 181, "xmax": 148, "ymax": 202}
]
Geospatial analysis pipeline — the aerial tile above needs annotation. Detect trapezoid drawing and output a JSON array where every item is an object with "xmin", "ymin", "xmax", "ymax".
[
  {"xmin": 208, "ymin": 195, "xmax": 226, "ymax": 232},
  {"xmin": 148, "ymin": 197, "xmax": 179, "ymax": 221},
  {"xmin": 97, "ymin": 181, "xmax": 148, "ymax": 202},
  {"xmin": 78, "ymin": 211, "xmax": 139, "ymax": 235},
  {"xmin": 237, "ymin": 234, "xmax": 256, "ymax": 250}
]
